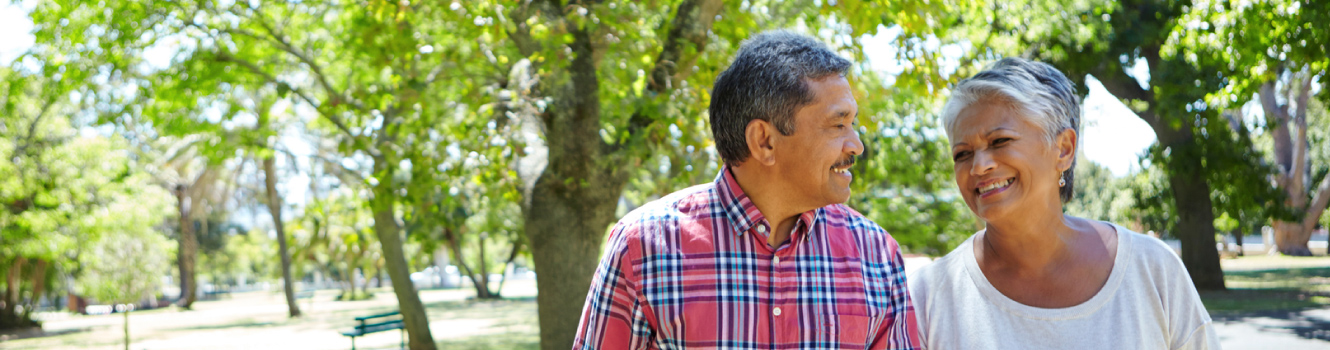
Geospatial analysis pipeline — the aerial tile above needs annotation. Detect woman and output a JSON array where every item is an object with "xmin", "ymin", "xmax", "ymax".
[{"xmin": 908, "ymin": 57, "xmax": 1219, "ymax": 349}]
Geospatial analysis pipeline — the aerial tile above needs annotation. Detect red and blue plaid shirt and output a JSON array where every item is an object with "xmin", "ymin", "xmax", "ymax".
[{"xmin": 572, "ymin": 167, "xmax": 920, "ymax": 350}]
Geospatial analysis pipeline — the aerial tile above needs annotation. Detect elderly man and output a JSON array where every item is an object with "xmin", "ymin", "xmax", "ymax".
[{"xmin": 571, "ymin": 30, "xmax": 919, "ymax": 350}]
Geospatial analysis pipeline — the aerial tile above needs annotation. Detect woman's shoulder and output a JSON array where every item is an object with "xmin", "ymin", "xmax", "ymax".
[{"xmin": 1111, "ymin": 224, "xmax": 1186, "ymax": 266}]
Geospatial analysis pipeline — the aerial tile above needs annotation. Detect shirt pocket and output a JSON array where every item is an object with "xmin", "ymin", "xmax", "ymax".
[{"xmin": 816, "ymin": 309, "xmax": 875, "ymax": 348}]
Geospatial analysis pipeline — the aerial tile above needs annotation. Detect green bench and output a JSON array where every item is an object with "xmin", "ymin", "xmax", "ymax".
[{"xmin": 341, "ymin": 310, "xmax": 405, "ymax": 350}]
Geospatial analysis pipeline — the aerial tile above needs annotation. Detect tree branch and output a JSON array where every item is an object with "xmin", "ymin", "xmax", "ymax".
[
  {"xmin": 1094, "ymin": 68, "xmax": 1159, "ymax": 128},
  {"xmin": 237, "ymin": 2, "xmax": 360, "ymax": 113},
  {"xmin": 617, "ymin": 0, "xmax": 723, "ymax": 152},
  {"xmin": 1304, "ymin": 174, "xmax": 1330, "ymax": 233},
  {"xmin": 212, "ymin": 52, "xmax": 380, "ymax": 158}
]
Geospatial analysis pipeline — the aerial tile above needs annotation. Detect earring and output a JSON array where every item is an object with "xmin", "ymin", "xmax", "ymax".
[{"xmin": 1058, "ymin": 173, "xmax": 1066, "ymax": 187}]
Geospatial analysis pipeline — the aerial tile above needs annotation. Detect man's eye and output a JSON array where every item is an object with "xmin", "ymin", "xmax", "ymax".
[
  {"xmin": 953, "ymin": 151, "xmax": 971, "ymax": 161},
  {"xmin": 993, "ymin": 138, "xmax": 1013, "ymax": 146}
]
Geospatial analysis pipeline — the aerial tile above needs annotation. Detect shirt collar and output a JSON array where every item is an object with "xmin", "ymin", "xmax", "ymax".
[{"xmin": 715, "ymin": 166, "xmax": 821, "ymax": 238}]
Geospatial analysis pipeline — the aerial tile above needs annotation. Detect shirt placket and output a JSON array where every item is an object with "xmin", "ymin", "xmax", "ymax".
[{"xmin": 761, "ymin": 221, "xmax": 800, "ymax": 348}]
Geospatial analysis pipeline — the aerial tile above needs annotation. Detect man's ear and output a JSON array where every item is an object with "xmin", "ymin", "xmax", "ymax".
[
  {"xmin": 745, "ymin": 119, "xmax": 778, "ymax": 166},
  {"xmin": 1055, "ymin": 128, "xmax": 1077, "ymax": 172}
]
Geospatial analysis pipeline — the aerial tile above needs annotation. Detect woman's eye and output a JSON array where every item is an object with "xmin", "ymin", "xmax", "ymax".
[
  {"xmin": 953, "ymin": 151, "xmax": 971, "ymax": 161},
  {"xmin": 993, "ymin": 138, "xmax": 1012, "ymax": 146}
]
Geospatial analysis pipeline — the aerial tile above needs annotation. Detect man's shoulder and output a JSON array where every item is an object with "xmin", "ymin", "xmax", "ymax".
[
  {"xmin": 614, "ymin": 182, "xmax": 717, "ymax": 237},
  {"xmin": 823, "ymin": 203, "xmax": 888, "ymax": 235}
]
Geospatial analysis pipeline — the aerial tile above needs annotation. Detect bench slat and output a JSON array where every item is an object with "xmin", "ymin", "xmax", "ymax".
[{"xmin": 353, "ymin": 311, "xmax": 401, "ymax": 321}]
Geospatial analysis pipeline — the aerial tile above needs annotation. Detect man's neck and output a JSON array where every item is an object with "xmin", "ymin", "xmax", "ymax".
[{"xmin": 729, "ymin": 166, "xmax": 813, "ymax": 249}]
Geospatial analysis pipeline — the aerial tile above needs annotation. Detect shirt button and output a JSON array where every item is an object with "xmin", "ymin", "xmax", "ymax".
[
  {"xmin": 773, "ymin": 307, "xmax": 782, "ymax": 316},
  {"xmin": 773, "ymin": 256, "xmax": 781, "ymax": 265},
  {"xmin": 756, "ymin": 225, "xmax": 767, "ymax": 233}
]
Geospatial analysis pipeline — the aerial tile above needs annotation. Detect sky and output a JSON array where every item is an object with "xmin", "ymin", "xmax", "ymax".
[
  {"xmin": 0, "ymin": 3, "xmax": 1157, "ymax": 188},
  {"xmin": 857, "ymin": 26, "xmax": 1157, "ymax": 177}
]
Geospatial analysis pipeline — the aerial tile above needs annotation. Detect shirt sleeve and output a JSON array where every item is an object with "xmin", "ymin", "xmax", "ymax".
[
  {"xmin": 868, "ymin": 238, "xmax": 922, "ymax": 350},
  {"xmin": 1174, "ymin": 322, "xmax": 1220, "ymax": 350},
  {"xmin": 571, "ymin": 222, "xmax": 654, "ymax": 350}
]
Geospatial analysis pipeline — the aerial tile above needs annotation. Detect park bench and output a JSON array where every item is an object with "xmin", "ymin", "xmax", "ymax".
[
  {"xmin": 295, "ymin": 290, "xmax": 315, "ymax": 300},
  {"xmin": 341, "ymin": 310, "xmax": 404, "ymax": 350}
]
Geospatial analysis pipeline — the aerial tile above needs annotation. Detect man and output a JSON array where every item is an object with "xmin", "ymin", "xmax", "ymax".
[{"xmin": 571, "ymin": 30, "xmax": 919, "ymax": 350}]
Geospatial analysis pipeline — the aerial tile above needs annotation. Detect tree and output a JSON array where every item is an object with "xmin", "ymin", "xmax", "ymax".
[
  {"xmin": 77, "ymin": 230, "xmax": 172, "ymax": 350},
  {"xmin": 1146, "ymin": 0, "xmax": 1328, "ymax": 255},
  {"xmin": 500, "ymin": 2, "xmax": 958, "ymax": 347},
  {"xmin": 2, "ymin": 58, "xmax": 171, "ymax": 329},
  {"xmin": 31, "ymin": 1, "xmax": 453, "ymax": 346}
]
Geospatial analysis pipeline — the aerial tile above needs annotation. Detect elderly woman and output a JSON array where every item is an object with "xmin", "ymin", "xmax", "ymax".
[{"xmin": 908, "ymin": 58, "xmax": 1219, "ymax": 349}]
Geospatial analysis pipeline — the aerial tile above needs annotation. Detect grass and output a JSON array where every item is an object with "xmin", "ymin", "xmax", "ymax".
[
  {"xmin": 430, "ymin": 297, "xmax": 540, "ymax": 350},
  {"xmin": 1202, "ymin": 256, "xmax": 1330, "ymax": 314}
]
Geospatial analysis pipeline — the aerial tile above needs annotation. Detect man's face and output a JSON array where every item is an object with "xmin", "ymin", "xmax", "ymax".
[{"xmin": 770, "ymin": 75, "xmax": 864, "ymax": 208}]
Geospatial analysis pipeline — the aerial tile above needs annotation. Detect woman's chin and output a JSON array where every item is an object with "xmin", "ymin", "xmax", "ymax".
[{"xmin": 975, "ymin": 203, "xmax": 1018, "ymax": 223}]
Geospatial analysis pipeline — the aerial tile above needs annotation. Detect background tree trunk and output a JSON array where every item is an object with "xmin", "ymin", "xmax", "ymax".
[
  {"xmin": 4, "ymin": 257, "xmax": 24, "ymax": 319},
  {"xmin": 174, "ymin": 185, "xmax": 198, "ymax": 309},
  {"xmin": 1166, "ymin": 155, "xmax": 1227, "ymax": 289},
  {"xmin": 263, "ymin": 157, "xmax": 302, "ymax": 317},
  {"xmin": 23, "ymin": 259, "xmax": 45, "ymax": 320},
  {"xmin": 369, "ymin": 158, "xmax": 436, "ymax": 350},
  {"xmin": 122, "ymin": 308, "xmax": 130, "ymax": 350}
]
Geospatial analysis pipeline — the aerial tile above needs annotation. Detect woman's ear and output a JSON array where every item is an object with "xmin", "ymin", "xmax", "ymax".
[
  {"xmin": 1055, "ymin": 128, "xmax": 1077, "ymax": 172},
  {"xmin": 745, "ymin": 119, "xmax": 778, "ymax": 166}
]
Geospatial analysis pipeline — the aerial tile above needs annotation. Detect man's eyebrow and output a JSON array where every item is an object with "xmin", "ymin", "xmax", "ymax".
[{"xmin": 829, "ymin": 110, "xmax": 856, "ymax": 120}]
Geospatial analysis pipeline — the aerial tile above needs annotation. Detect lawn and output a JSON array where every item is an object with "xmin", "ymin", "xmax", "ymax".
[{"xmin": 1202, "ymin": 256, "xmax": 1330, "ymax": 314}]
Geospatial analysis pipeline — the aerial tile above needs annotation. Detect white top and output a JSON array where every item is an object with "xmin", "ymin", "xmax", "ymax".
[{"xmin": 908, "ymin": 224, "xmax": 1220, "ymax": 350}]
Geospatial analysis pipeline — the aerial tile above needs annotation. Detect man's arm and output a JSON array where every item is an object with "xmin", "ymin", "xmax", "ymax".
[
  {"xmin": 868, "ymin": 238, "xmax": 921, "ymax": 350},
  {"xmin": 571, "ymin": 222, "xmax": 654, "ymax": 350}
]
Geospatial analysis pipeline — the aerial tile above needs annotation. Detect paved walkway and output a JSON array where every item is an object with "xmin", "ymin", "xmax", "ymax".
[{"xmin": 1213, "ymin": 308, "xmax": 1330, "ymax": 349}]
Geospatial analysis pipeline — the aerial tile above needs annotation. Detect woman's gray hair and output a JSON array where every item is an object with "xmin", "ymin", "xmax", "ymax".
[{"xmin": 940, "ymin": 57, "xmax": 1082, "ymax": 203}]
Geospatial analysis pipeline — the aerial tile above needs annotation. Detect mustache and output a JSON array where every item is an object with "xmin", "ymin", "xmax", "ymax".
[{"xmin": 831, "ymin": 155, "xmax": 858, "ymax": 169}]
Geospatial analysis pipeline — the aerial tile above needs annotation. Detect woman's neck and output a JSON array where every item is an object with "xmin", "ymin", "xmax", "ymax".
[{"xmin": 978, "ymin": 208, "xmax": 1078, "ymax": 273}]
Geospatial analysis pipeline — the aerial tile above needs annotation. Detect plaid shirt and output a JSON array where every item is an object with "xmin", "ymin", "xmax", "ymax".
[{"xmin": 572, "ymin": 167, "xmax": 919, "ymax": 350}]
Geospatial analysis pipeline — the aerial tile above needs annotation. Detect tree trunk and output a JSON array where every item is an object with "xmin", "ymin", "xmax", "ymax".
[
  {"xmin": 23, "ymin": 259, "xmax": 45, "ymax": 320},
  {"xmin": 1233, "ymin": 228, "xmax": 1244, "ymax": 257},
  {"xmin": 1274, "ymin": 221, "xmax": 1314, "ymax": 256},
  {"xmin": 369, "ymin": 164, "xmax": 436, "ymax": 350},
  {"xmin": 264, "ymin": 157, "xmax": 302, "ymax": 317},
  {"xmin": 495, "ymin": 238, "xmax": 523, "ymax": 295},
  {"xmin": 511, "ymin": 1, "xmax": 721, "ymax": 348},
  {"xmin": 5, "ymin": 257, "xmax": 26, "ymax": 319},
  {"xmin": 175, "ymin": 185, "xmax": 198, "ymax": 309},
  {"xmin": 476, "ymin": 233, "xmax": 493, "ymax": 299},
  {"xmin": 123, "ymin": 308, "xmax": 130, "ymax": 350},
  {"xmin": 526, "ymin": 170, "xmax": 626, "ymax": 350},
  {"xmin": 1166, "ymin": 149, "xmax": 1227, "ymax": 290},
  {"xmin": 443, "ymin": 228, "xmax": 487, "ymax": 298}
]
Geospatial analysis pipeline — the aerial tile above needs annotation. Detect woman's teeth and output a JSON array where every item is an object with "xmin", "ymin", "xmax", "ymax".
[{"xmin": 979, "ymin": 178, "xmax": 1013, "ymax": 194}]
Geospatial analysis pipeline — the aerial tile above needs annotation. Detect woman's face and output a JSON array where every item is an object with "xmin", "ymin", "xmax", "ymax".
[{"xmin": 949, "ymin": 102, "xmax": 1072, "ymax": 222}]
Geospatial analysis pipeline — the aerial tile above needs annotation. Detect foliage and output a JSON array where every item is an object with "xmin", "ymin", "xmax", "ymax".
[
  {"xmin": 2, "ymin": 58, "xmax": 175, "ymax": 327},
  {"xmin": 198, "ymin": 227, "xmax": 276, "ymax": 287},
  {"xmin": 1065, "ymin": 157, "xmax": 1135, "ymax": 225},
  {"xmin": 76, "ymin": 230, "xmax": 173, "ymax": 304}
]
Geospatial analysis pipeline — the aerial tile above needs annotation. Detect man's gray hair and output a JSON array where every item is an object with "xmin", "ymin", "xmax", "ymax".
[
  {"xmin": 710, "ymin": 30, "xmax": 852, "ymax": 167},
  {"xmin": 939, "ymin": 57, "xmax": 1082, "ymax": 203}
]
